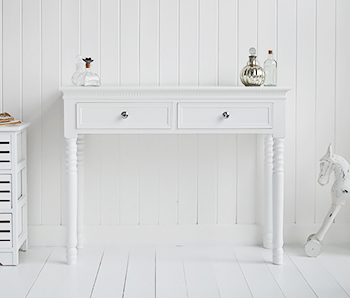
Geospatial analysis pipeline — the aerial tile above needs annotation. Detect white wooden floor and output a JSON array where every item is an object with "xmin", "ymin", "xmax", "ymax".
[{"xmin": 1, "ymin": 245, "xmax": 350, "ymax": 298}]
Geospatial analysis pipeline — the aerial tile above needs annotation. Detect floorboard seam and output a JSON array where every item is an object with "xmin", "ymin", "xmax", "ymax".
[
  {"xmin": 90, "ymin": 247, "xmax": 105, "ymax": 298},
  {"xmin": 232, "ymin": 247, "xmax": 254, "ymax": 298},
  {"xmin": 284, "ymin": 247, "xmax": 319, "ymax": 298},
  {"xmin": 24, "ymin": 248, "xmax": 54, "ymax": 298}
]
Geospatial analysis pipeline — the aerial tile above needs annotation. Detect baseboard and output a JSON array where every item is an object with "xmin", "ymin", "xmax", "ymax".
[{"xmin": 27, "ymin": 223, "xmax": 350, "ymax": 247}]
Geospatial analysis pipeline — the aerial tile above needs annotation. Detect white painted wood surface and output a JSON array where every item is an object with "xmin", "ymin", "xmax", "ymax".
[
  {"xmin": 0, "ymin": 0, "xmax": 348, "ymax": 246},
  {"xmin": 62, "ymin": 86, "xmax": 288, "ymax": 264},
  {"xmin": 5, "ymin": 245, "xmax": 350, "ymax": 297},
  {"xmin": 0, "ymin": 124, "xmax": 29, "ymax": 265}
]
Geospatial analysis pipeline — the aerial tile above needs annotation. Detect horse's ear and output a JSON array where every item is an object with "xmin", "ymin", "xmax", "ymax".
[{"xmin": 326, "ymin": 143, "xmax": 333, "ymax": 158}]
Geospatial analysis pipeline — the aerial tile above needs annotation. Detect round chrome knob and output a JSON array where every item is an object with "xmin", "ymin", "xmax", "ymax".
[
  {"xmin": 222, "ymin": 111, "xmax": 230, "ymax": 119},
  {"xmin": 121, "ymin": 111, "xmax": 128, "ymax": 119}
]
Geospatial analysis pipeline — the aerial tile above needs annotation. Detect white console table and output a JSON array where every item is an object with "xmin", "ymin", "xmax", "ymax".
[{"xmin": 61, "ymin": 86, "xmax": 289, "ymax": 265}]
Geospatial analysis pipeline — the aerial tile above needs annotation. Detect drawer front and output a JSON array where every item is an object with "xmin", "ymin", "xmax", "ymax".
[
  {"xmin": 0, "ymin": 175, "xmax": 11, "ymax": 209},
  {"xmin": 178, "ymin": 102, "xmax": 273, "ymax": 129},
  {"xmin": 0, "ymin": 214, "xmax": 12, "ymax": 248},
  {"xmin": 77, "ymin": 103, "xmax": 172, "ymax": 129},
  {"xmin": 0, "ymin": 135, "xmax": 11, "ymax": 170}
]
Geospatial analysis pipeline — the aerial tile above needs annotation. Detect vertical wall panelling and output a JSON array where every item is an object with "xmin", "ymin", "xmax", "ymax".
[
  {"xmin": 178, "ymin": 135, "xmax": 198, "ymax": 224},
  {"xmin": 100, "ymin": 0, "xmax": 119, "ymax": 85},
  {"xmin": 315, "ymin": 0, "xmax": 336, "ymax": 224},
  {"xmin": 4, "ymin": 0, "xmax": 350, "ymax": 245},
  {"xmin": 0, "ymin": 0, "xmax": 2, "ymax": 109},
  {"xmin": 100, "ymin": 136, "xmax": 120, "ymax": 225},
  {"xmin": 22, "ymin": 0, "xmax": 42, "ymax": 225},
  {"xmin": 334, "ymin": 0, "xmax": 350, "ymax": 223},
  {"xmin": 257, "ymin": 0, "xmax": 276, "ymax": 57},
  {"xmin": 277, "ymin": 0, "xmax": 297, "ymax": 225},
  {"xmin": 159, "ymin": 0, "xmax": 178, "ymax": 85},
  {"xmin": 81, "ymin": 0, "xmax": 100, "ymax": 73},
  {"xmin": 2, "ymin": 0, "xmax": 22, "ymax": 119},
  {"xmin": 119, "ymin": 135, "xmax": 139, "ymax": 225},
  {"xmin": 139, "ymin": 0, "xmax": 159, "ymax": 85},
  {"xmin": 179, "ymin": 0, "xmax": 198, "ymax": 85},
  {"xmin": 218, "ymin": 0, "xmax": 237, "ymax": 86},
  {"xmin": 217, "ymin": 135, "xmax": 237, "ymax": 224},
  {"xmin": 197, "ymin": 135, "xmax": 218, "ymax": 224},
  {"xmin": 41, "ymin": 0, "xmax": 62, "ymax": 225},
  {"xmin": 236, "ymin": 135, "xmax": 257, "ymax": 224},
  {"xmin": 295, "ymin": 0, "xmax": 316, "ymax": 225},
  {"xmin": 236, "ymin": 0, "xmax": 257, "ymax": 224},
  {"xmin": 139, "ymin": 135, "xmax": 159, "ymax": 225},
  {"xmin": 61, "ymin": 0, "xmax": 80, "ymax": 87},
  {"xmin": 158, "ymin": 135, "xmax": 178, "ymax": 225},
  {"xmin": 199, "ymin": 0, "xmax": 218, "ymax": 85},
  {"xmin": 120, "ymin": 0, "xmax": 139, "ymax": 85}
]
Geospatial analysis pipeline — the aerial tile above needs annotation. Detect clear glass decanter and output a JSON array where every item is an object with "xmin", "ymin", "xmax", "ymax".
[
  {"xmin": 71, "ymin": 55, "xmax": 85, "ymax": 86},
  {"xmin": 76, "ymin": 57, "xmax": 100, "ymax": 87},
  {"xmin": 264, "ymin": 50, "xmax": 277, "ymax": 86},
  {"xmin": 240, "ymin": 47, "xmax": 265, "ymax": 86}
]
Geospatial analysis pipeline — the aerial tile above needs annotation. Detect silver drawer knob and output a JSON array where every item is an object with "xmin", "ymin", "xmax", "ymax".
[
  {"xmin": 121, "ymin": 111, "xmax": 128, "ymax": 119},
  {"xmin": 222, "ymin": 111, "xmax": 230, "ymax": 119}
]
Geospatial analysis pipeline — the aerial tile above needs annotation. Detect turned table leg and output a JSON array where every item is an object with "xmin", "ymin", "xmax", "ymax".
[
  {"xmin": 264, "ymin": 135, "xmax": 273, "ymax": 249},
  {"xmin": 66, "ymin": 138, "xmax": 78, "ymax": 265},
  {"xmin": 272, "ymin": 137, "xmax": 284, "ymax": 265},
  {"xmin": 77, "ymin": 135, "xmax": 84, "ymax": 249}
]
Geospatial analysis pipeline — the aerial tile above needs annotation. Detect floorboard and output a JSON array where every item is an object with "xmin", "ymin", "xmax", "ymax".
[
  {"xmin": 182, "ymin": 246, "xmax": 221, "ymax": 298},
  {"xmin": 26, "ymin": 247, "xmax": 104, "ymax": 298},
  {"xmin": 234, "ymin": 246, "xmax": 285, "ymax": 298},
  {"xmin": 0, "ymin": 247, "xmax": 52, "ymax": 298},
  {"xmin": 260, "ymin": 247, "xmax": 317, "ymax": 298},
  {"xmin": 90, "ymin": 247, "xmax": 130, "ymax": 298},
  {"xmin": 156, "ymin": 246, "xmax": 188, "ymax": 298},
  {"xmin": 285, "ymin": 246, "xmax": 350, "ymax": 298},
  {"xmin": 208, "ymin": 245, "xmax": 252, "ymax": 298},
  {"xmin": 2, "ymin": 245, "xmax": 350, "ymax": 298},
  {"xmin": 316, "ymin": 246, "xmax": 350, "ymax": 296},
  {"xmin": 122, "ymin": 246, "xmax": 156, "ymax": 298}
]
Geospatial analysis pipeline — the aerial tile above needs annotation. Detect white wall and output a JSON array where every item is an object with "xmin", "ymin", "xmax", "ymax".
[{"xmin": 1, "ymin": 0, "xmax": 350, "ymax": 246}]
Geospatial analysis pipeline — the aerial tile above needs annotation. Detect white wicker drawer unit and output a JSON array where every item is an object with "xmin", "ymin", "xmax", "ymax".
[
  {"xmin": 61, "ymin": 86, "xmax": 289, "ymax": 266},
  {"xmin": 0, "ymin": 123, "xmax": 29, "ymax": 265}
]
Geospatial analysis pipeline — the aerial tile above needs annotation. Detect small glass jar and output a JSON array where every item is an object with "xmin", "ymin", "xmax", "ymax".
[{"xmin": 76, "ymin": 57, "xmax": 100, "ymax": 87}]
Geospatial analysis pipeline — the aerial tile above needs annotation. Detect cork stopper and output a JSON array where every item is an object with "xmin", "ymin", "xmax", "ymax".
[
  {"xmin": 82, "ymin": 57, "xmax": 94, "ymax": 68},
  {"xmin": 268, "ymin": 50, "xmax": 273, "ymax": 54}
]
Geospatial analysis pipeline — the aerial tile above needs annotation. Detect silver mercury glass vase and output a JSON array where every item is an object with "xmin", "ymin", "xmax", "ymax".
[{"xmin": 240, "ymin": 47, "xmax": 265, "ymax": 86}]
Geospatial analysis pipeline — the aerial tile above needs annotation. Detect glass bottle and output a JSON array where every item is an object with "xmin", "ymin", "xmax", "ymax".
[
  {"xmin": 264, "ymin": 50, "xmax": 277, "ymax": 86},
  {"xmin": 76, "ymin": 57, "xmax": 100, "ymax": 87},
  {"xmin": 71, "ymin": 55, "xmax": 85, "ymax": 86},
  {"xmin": 240, "ymin": 47, "xmax": 265, "ymax": 86}
]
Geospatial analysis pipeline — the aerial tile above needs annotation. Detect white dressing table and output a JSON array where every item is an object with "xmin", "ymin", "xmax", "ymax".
[{"xmin": 61, "ymin": 86, "xmax": 289, "ymax": 265}]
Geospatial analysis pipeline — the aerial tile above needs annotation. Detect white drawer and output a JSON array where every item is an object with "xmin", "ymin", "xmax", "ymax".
[
  {"xmin": 178, "ymin": 102, "xmax": 273, "ymax": 129},
  {"xmin": 0, "ymin": 214, "xmax": 12, "ymax": 248},
  {"xmin": 0, "ymin": 135, "xmax": 11, "ymax": 170},
  {"xmin": 77, "ymin": 102, "xmax": 172, "ymax": 129},
  {"xmin": 0, "ymin": 175, "xmax": 11, "ymax": 209}
]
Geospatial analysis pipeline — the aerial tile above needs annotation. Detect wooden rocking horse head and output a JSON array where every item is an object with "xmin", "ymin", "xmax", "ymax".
[{"xmin": 318, "ymin": 144, "xmax": 339, "ymax": 186}]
